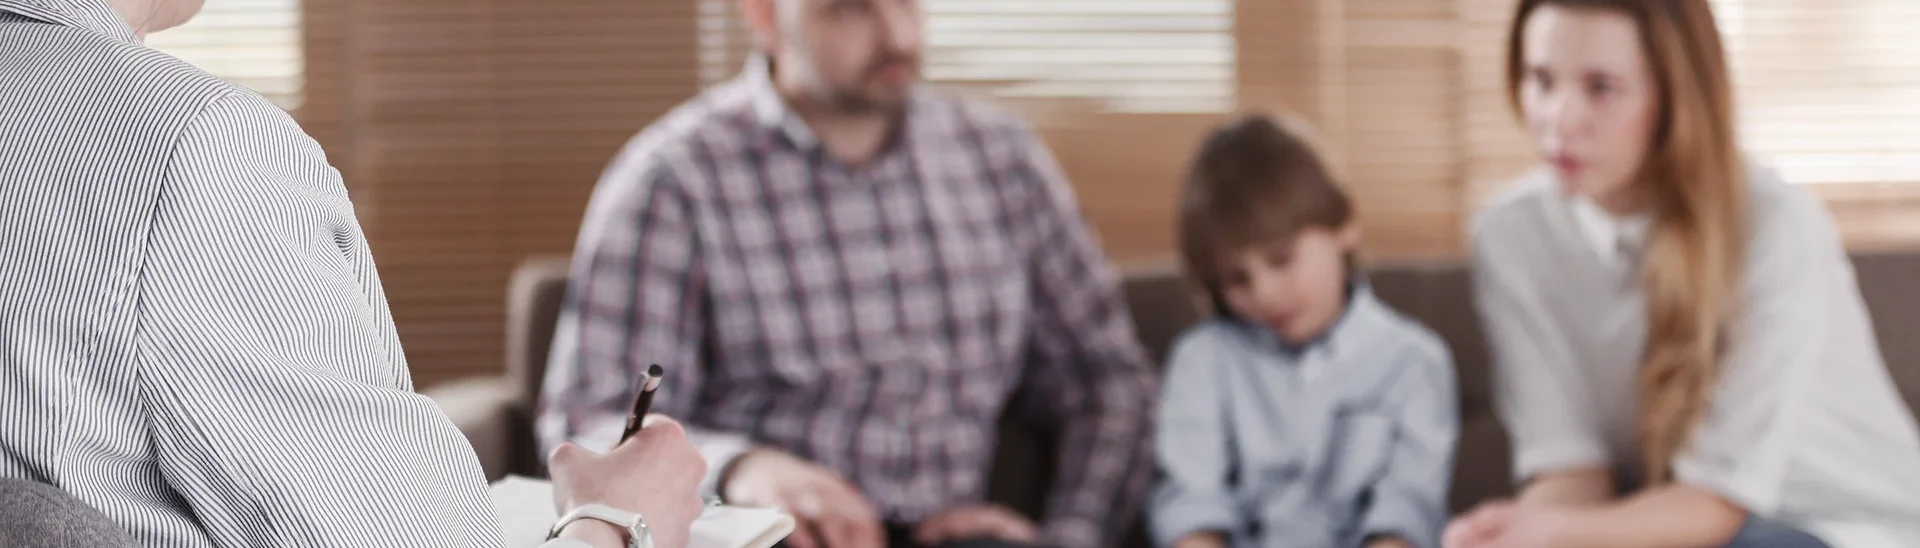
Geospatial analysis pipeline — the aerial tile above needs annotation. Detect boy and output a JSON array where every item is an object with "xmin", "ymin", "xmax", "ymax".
[{"xmin": 1150, "ymin": 114, "xmax": 1460, "ymax": 548}]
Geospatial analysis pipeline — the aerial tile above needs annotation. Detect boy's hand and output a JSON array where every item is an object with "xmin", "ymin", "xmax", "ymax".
[
  {"xmin": 1364, "ymin": 536, "xmax": 1414, "ymax": 548},
  {"xmin": 1173, "ymin": 531, "xmax": 1227, "ymax": 548}
]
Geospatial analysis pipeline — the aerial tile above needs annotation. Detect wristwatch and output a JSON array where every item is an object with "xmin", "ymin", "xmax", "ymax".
[{"xmin": 547, "ymin": 504, "xmax": 653, "ymax": 548}]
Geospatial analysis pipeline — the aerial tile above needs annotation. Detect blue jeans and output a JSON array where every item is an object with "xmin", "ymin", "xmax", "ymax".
[{"xmin": 1723, "ymin": 516, "xmax": 1830, "ymax": 548}]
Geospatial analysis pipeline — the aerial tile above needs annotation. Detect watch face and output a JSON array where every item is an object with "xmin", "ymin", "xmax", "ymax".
[{"xmin": 627, "ymin": 522, "xmax": 652, "ymax": 548}]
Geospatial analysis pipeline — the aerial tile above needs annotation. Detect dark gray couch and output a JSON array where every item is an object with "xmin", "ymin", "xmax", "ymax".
[{"xmin": 429, "ymin": 250, "xmax": 1920, "ymax": 544}]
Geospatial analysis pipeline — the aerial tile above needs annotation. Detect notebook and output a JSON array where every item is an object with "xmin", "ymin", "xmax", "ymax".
[{"xmin": 489, "ymin": 475, "xmax": 795, "ymax": 548}]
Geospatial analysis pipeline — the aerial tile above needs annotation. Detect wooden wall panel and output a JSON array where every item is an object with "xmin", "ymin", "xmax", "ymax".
[
  {"xmin": 1458, "ymin": 0, "xmax": 1534, "ymax": 209},
  {"xmin": 1039, "ymin": 114, "xmax": 1217, "ymax": 263},
  {"xmin": 303, "ymin": 0, "xmax": 700, "ymax": 387},
  {"xmin": 1241, "ymin": 0, "xmax": 1471, "ymax": 258}
]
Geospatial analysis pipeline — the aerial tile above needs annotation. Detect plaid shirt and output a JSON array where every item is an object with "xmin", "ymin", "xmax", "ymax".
[{"xmin": 536, "ymin": 60, "xmax": 1157, "ymax": 548}]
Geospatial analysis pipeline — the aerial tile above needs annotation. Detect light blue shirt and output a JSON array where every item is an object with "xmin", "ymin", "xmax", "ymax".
[{"xmin": 1149, "ymin": 284, "xmax": 1458, "ymax": 548}]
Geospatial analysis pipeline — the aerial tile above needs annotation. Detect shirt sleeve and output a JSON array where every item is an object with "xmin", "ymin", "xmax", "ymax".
[
  {"xmin": 534, "ymin": 154, "xmax": 751, "ymax": 498},
  {"xmin": 1470, "ymin": 222, "xmax": 1611, "ymax": 482},
  {"xmin": 137, "ymin": 92, "xmax": 505, "ymax": 546},
  {"xmin": 1006, "ymin": 125, "xmax": 1160, "ymax": 548},
  {"xmin": 1670, "ymin": 190, "xmax": 1837, "ymax": 515},
  {"xmin": 1147, "ymin": 330, "xmax": 1239, "ymax": 547},
  {"xmin": 1358, "ymin": 342, "xmax": 1459, "ymax": 548}
]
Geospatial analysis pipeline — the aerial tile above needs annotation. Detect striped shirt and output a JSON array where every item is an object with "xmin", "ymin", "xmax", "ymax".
[
  {"xmin": 0, "ymin": 1, "xmax": 568, "ymax": 546},
  {"xmin": 537, "ymin": 57, "xmax": 1159, "ymax": 548}
]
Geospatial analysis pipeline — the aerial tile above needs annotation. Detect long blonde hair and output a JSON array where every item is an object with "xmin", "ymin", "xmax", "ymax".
[{"xmin": 1506, "ymin": 0, "xmax": 1747, "ymax": 484}]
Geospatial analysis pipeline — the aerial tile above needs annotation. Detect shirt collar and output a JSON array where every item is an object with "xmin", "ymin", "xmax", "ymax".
[
  {"xmin": 744, "ymin": 55, "xmax": 824, "ymax": 151},
  {"xmin": 0, "ymin": 0, "xmax": 139, "ymax": 44},
  {"xmin": 1568, "ymin": 193, "xmax": 1653, "ymax": 267},
  {"xmin": 742, "ymin": 54, "xmax": 933, "ymax": 159},
  {"xmin": 1240, "ymin": 278, "xmax": 1389, "ymax": 363}
]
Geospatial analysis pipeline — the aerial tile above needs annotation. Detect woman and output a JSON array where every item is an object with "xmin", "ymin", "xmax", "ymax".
[
  {"xmin": 0, "ymin": 0, "xmax": 705, "ymax": 547},
  {"xmin": 1444, "ymin": 1, "xmax": 1920, "ymax": 547}
]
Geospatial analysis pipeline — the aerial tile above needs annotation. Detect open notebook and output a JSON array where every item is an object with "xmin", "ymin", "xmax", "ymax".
[{"xmin": 489, "ymin": 476, "xmax": 794, "ymax": 548}]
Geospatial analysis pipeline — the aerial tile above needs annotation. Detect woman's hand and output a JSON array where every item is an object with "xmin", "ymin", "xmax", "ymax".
[
  {"xmin": 1445, "ymin": 500, "xmax": 1579, "ymax": 548},
  {"xmin": 1443, "ymin": 500, "xmax": 1515, "ymax": 548}
]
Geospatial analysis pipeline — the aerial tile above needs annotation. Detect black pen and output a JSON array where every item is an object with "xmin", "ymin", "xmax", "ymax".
[{"xmin": 618, "ymin": 364, "xmax": 665, "ymax": 443}]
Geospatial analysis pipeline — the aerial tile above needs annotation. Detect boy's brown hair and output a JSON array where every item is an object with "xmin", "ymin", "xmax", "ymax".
[{"xmin": 1177, "ymin": 113, "xmax": 1356, "ymax": 315}]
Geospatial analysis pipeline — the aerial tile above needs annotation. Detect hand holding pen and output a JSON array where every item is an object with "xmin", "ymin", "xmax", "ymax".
[{"xmin": 546, "ymin": 363, "xmax": 706, "ymax": 548}]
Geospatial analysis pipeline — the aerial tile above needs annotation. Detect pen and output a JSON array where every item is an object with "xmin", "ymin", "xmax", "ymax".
[{"xmin": 619, "ymin": 364, "xmax": 665, "ymax": 443}]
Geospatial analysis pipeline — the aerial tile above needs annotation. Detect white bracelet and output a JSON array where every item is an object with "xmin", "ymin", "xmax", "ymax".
[{"xmin": 547, "ymin": 504, "xmax": 653, "ymax": 548}]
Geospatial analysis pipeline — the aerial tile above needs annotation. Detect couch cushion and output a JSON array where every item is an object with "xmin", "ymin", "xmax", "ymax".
[
  {"xmin": 1846, "ymin": 250, "xmax": 1920, "ymax": 412},
  {"xmin": 507, "ymin": 256, "xmax": 572, "ymax": 408},
  {"xmin": 0, "ymin": 479, "xmax": 135, "ymax": 548},
  {"xmin": 1364, "ymin": 260, "xmax": 1510, "ymax": 511},
  {"xmin": 510, "ymin": 247, "xmax": 1920, "ymax": 520}
]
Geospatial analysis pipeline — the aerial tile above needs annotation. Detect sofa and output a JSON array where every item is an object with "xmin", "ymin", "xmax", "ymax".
[{"xmin": 428, "ymin": 250, "xmax": 1920, "ymax": 541}]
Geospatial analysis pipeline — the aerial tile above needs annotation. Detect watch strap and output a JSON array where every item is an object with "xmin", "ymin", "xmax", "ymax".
[{"xmin": 547, "ymin": 504, "xmax": 653, "ymax": 548}]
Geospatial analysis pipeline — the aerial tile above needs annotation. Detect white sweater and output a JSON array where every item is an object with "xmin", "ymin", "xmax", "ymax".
[{"xmin": 1471, "ymin": 163, "xmax": 1920, "ymax": 548}]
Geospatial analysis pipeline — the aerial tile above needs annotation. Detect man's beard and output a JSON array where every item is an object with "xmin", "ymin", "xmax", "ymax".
[
  {"xmin": 814, "ymin": 86, "xmax": 904, "ymax": 116},
  {"xmin": 806, "ymin": 59, "xmax": 916, "ymax": 116}
]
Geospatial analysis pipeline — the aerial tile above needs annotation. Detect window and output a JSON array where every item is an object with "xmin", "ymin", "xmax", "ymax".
[
  {"xmin": 921, "ymin": 0, "xmax": 1234, "ymax": 114},
  {"xmin": 145, "ymin": 0, "xmax": 304, "ymax": 110},
  {"xmin": 696, "ymin": 0, "xmax": 1237, "ymax": 115},
  {"xmin": 1710, "ymin": 0, "xmax": 1920, "ymax": 185}
]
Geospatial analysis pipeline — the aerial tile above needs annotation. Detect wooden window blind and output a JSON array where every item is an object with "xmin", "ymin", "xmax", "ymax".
[
  {"xmin": 1709, "ymin": 0, "xmax": 1920, "ymax": 186},
  {"xmin": 1462, "ymin": 0, "xmax": 1920, "ymax": 191},
  {"xmin": 147, "ymin": 0, "xmax": 303, "ymax": 109},
  {"xmin": 914, "ymin": 0, "xmax": 1236, "ymax": 258},
  {"xmin": 1326, "ymin": 0, "xmax": 1467, "ymax": 258},
  {"xmin": 694, "ymin": 0, "xmax": 1236, "ymax": 260},
  {"xmin": 1238, "ymin": 0, "xmax": 1475, "ymax": 258},
  {"xmin": 695, "ymin": 0, "xmax": 1235, "ymax": 114},
  {"xmin": 1461, "ymin": 0, "xmax": 1920, "ymax": 247},
  {"xmin": 919, "ymin": 0, "xmax": 1234, "ymax": 115}
]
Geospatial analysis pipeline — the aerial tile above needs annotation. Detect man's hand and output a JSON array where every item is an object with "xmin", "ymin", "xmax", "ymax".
[
  {"xmin": 914, "ymin": 505, "xmax": 1039, "ymax": 546},
  {"xmin": 722, "ymin": 448, "xmax": 884, "ymax": 548},
  {"xmin": 1172, "ymin": 531, "xmax": 1227, "ymax": 548},
  {"xmin": 548, "ymin": 416, "xmax": 709, "ymax": 548}
]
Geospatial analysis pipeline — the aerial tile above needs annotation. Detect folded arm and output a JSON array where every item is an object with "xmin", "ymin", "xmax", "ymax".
[
  {"xmin": 1550, "ymin": 485, "xmax": 1746, "ymax": 548},
  {"xmin": 1545, "ymin": 189, "xmax": 1839, "ymax": 548},
  {"xmin": 1147, "ymin": 333, "xmax": 1238, "ymax": 547},
  {"xmin": 1359, "ymin": 346, "xmax": 1459, "ymax": 548},
  {"xmin": 1518, "ymin": 469, "xmax": 1616, "ymax": 508}
]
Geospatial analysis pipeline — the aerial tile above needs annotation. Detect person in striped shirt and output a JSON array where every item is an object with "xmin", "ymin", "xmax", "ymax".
[
  {"xmin": 0, "ymin": 0, "xmax": 708, "ymax": 546},
  {"xmin": 536, "ymin": 1, "xmax": 1159, "ymax": 547}
]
